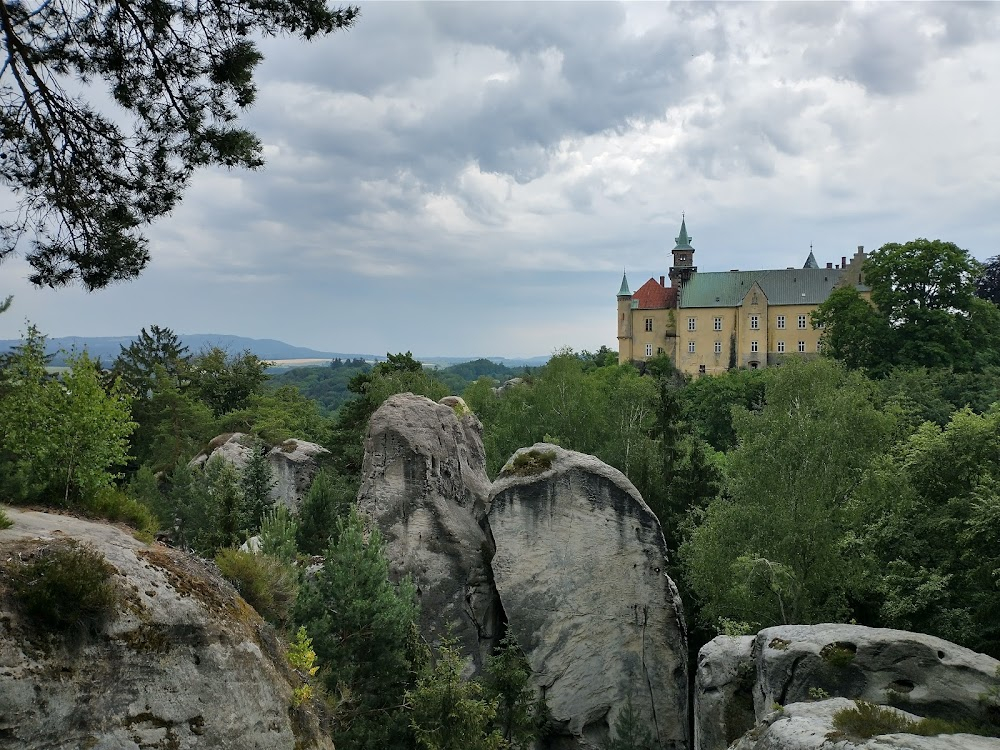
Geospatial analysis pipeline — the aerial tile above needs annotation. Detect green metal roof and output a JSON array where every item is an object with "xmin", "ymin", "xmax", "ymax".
[
  {"xmin": 678, "ymin": 268, "xmax": 847, "ymax": 308},
  {"xmin": 673, "ymin": 217, "xmax": 693, "ymax": 251},
  {"xmin": 617, "ymin": 271, "xmax": 631, "ymax": 297}
]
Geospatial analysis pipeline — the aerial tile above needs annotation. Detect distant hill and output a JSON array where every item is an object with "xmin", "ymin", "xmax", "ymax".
[{"xmin": 0, "ymin": 333, "xmax": 549, "ymax": 369}]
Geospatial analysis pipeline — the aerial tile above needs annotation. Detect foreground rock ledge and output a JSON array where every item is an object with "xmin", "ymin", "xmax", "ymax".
[
  {"xmin": 488, "ymin": 443, "xmax": 688, "ymax": 750},
  {"xmin": 0, "ymin": 507, "xmax": 331, "ymax": 750}
]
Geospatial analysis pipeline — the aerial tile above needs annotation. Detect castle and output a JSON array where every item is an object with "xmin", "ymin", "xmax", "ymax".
[{"xmin": 616, "ymin": 217, "xmax": 869, "ymax": 376}]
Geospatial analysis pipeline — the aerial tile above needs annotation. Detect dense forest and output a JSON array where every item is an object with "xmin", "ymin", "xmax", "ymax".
[{"xmin": 2, "ymin": 240, "xmax": 1000, "ymax": 749}]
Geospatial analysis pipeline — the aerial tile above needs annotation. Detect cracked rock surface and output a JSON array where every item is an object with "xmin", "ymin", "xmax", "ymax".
[
  {"xmin": 488, "ymin": 443, "xmax": 688, "ymax": 750},
  {"xmin": 0, "ymin": 507, "xmax": 331, "ymax": 750},
  {"xmin": 357, "ymin": 393, "xmax": 499, "ymax": 672}
]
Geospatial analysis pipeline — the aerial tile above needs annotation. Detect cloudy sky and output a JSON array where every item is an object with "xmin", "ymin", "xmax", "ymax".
[{"xmin": 1, "ymin": 1, "xmax": 998, "ymax": 358}]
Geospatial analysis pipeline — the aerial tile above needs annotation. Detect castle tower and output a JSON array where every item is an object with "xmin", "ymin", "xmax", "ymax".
[
  {"xmin": 616, "ymin": 271, "xmax": 633, "ymax": 362},
  {"xmin": 668, "ymin": 215, "xmax": 697, "ymax": 288}
]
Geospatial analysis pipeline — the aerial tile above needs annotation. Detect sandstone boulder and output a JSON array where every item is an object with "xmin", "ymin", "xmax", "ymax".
[
  {"xmin": 730, "ymin": 698, "xmax": 1000, "ymax": 750},
  {"xmin": 752, "ymin": 624, "xmax": 1000, "ymax": 729},
  {"xmin": 357, "ymin": 393, "xmax": 497, "ymax": 671},
  {"xmin": 488, "ymin": 444, "xmax": 688, "ymax": 750},
  {"xmin": 695, "ymin": 635, "xmax": 756, "ymax": 750},
  {"xmin": 188, "ymin": 433, "xmax": 331, "ymax": 512},
  {"xmin": 0, "ymin": 507, "xmax": 331, "ymax": 750},
  {"xmin": 266, "ymin": 439, "xmax": 331, "ymax": 512}
]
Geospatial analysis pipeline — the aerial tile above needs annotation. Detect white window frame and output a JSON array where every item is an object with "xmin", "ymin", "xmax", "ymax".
[
  {"xmin": 750, "ymin": 315, "xmax": 759, "ymax": 330},
  {"xmin": 645, "ymin": 318, "xmax": 653, "ymax": 332},
  {"xmin": 777, "ymin": 341, "xmax": 785, "ymax": 353},
  {"xmin": 776, "ymin": 315, "xmax": 785, "ymax": 329},
  {"xmin": 688, "ymin": 341, "xmax": 696, "ymax": 354},
  {"xmin": 688, "ymin": 317, "xmax": 696, "ymax": 331},
  {"xmin": 645, "ymin": 343, "xmax": 653, "ymax": 357},
  {"xmin": 714, "ymin": 341, "xmax": 722, "ymax": 354},
  {"xmin": 713, "ymin": 317, "xmax": 722, "ymax": 331},
  {"xmin": 751, "ymin": 341, "xmax": 759, "ymax": 353},
  {"xmin": 798, "ymin": 314, "xmax": 807, "ymax": 329},
  {"xmin": 798, "ymin": 340, "xmax": 806, "ymax": 353}
]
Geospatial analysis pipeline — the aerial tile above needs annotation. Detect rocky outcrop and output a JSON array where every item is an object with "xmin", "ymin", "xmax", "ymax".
[
  {"xmin": 696, "ymin": 624, "xmax": 1000, "ymax": 750},
  {"xmin": 730, "ymin": 698, "xmax": 1000, "ymax": 750},
  {"xmin": 188, "ymin": 433, "xmax": 331, "ymax": 512},
  {"xmin": 695, "ymin": 635, "xmax": 756, "ymax": 750},
  {"xmin": 488, "ymin": 443, "xmax": 688, "ymax": 750},
  {"xmin": 0, "ymin": 507, "xmax": 331, "ymax": 750},
  {"xmin": 266, "ymin": 439, "xmax": 331, "ymax": 512},
  {"xmin": 356, "ymin": 393, "xmax": 497, "ymax": 671}
]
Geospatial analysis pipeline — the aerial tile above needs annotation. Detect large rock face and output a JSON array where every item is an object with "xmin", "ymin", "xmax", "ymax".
[
  {"xmin": 488, "ymin": 444, "xmax": 688, "ymax": 750},
  {"xmin": 356, "ymin": 393, "xmax": 498, "ymax": 671},
  {"xmin": 189, "ymin": 433, "xmax": 331, "ymax": 512},
  {"xmin": 695, "ymin": 635, "xmax": 756, "ymax": 750},
  {"xmin": 0, "ymin": 507, "xmax": 331, "ymax": 750},
  {"xmin": 696, "ymin": 624, "xmax": 1000, "ymax": 750},
  {"xmin": 730, "ymin": 698, "xmax": 1000, "ymax": 750}
]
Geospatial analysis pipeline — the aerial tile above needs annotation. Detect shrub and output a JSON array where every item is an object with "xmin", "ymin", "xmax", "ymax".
[
  {"xmin": 820, "ymin": 642, "xmax": 857, "ymax": 667},
  {"xmin": 214, "ymin": 548, "xmax": 296, "ymax": 626},
  {"xmin": 0, "ymin": 508, "xmax": 11, "ymax": 530},
  {"xmin": 504, "ymin": 449, "xmax": 557, "ymax": 477},
  {"xmin": 6, "ymin": 541, "xmax": 118, "ymax": 634},
  {"xmin": 83, "ymin": 486, "xmax": 159, "ymax": 539}
]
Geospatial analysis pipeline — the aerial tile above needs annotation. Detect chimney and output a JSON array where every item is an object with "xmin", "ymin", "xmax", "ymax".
[
  {"xmin": 826, "ymin": 262, "xmax": 833, "ymax": 269},
  {"xmin": 857, "ymin": 245, "xmax": 864, "ymax": 253},
  {"xmin": 660, "ymin": 275, "xmax": 665, "ymax": 287},
  {"xmin": 842, "ymin": 256, "xmax": 847, "ymax": 267}
]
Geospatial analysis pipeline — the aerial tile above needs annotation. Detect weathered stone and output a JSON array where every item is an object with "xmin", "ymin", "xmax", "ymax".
[
  {"xmin": 187, "ymin": 432, "xmax": 254, "ymax": 471},
  {"xmin": 188, "ymin": 433, "xmax": 331, "ymax": 512},
  {"xmin": 357, "ymin": 393, "xmax": 497, "ymax": 672},
  {"xmin": 695, "ymin": 635, "xmax": 756, "ymax": 750},
  {"xmin": 0, "ymin": 507, "xmax": 331, "ymax": 750},
  {"xmin": 730, "ymin": 698, "xmax": 1000, "ymax": 750},
  {"xmin": 752, "ymin": 624, "xmax": 1000, "ymax": 728},
  {"xmin": 488, "ymin": 443, "xmax": 688, "ymax": 750},
  {"xmin": 266, "ymin": 439, "xmax": 331, "ymax": 512}
]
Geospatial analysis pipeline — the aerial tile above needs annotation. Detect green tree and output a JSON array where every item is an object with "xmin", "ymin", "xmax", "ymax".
[
  {"xmin": 0, "ymin": 0, "xmax": 358, "ymax": 289},
  {"xmin": 295, "ymin": 468, "xmax": 355, "ymax": 555},
  {"xmin": 294, "ymin": 509, "xmax": 420, "ymax": 750},
  {"xmin": 812, "ymin": 287, "xmax": 889, "ymax": 373},
  {"xmin": 603, "ymin": 692, "xmax": 655, "ymax": 750},
  {"xmin": 239, "ymin": 442, "xmax": 274, "ymax": 534},
  {"xmin": 188, "ymin": 347, "xmax": 269, "ymax": 417},
  {"xmin": 134, "ymin": 366, "xmax": 218, "ymax": 472},
  {"xmin": 169, "ymin": 457, "xmax": 242, "ymax": 555},
  {"xmin": 0, "ymin": 329, "xmax": 135, "ymax": 503},
  {"xmin": 112, "ymin": 325, "xmax": 190, "ymax": 397},
  {"xmin": 681, "ymin": 359, "xmax": 898, "ymax": 628},
  {"xmin": 407, "ymin": 639, "xmax": 506, "ymax": 750},
  {"xmin": 483, "ymin": 632, "xmax": 545, "ymax": 749},
  {"xmin": 976, "ymin": 255, "xmax": 1000, "ymax": 304}
]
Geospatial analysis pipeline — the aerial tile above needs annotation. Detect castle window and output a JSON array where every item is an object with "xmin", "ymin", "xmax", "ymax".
[
  {"xmin": 777, "ymin": 315, "xmax": 785, "ymax": 329},
  {"xmin": 657, "ymin": 347, "xmax": 664, "ymax": 354},
  {"xmin": 645, "ymin": 318, "xmax": 653, "ymax": 332},
  {"xmin": 713, "ymin": 317, "xmax": 722, "ymax": 331},
  {"xmin": 645, "ymin": 343, "xmax": 653, "ymax": 357},
  {"xmin": 751, "ymin": 341, "xmax": 759, "ymax": 353},
  {"xmin": 798, "ymin": 340, "xmax": 806, "ymax": 352},
  {"xmin": 688, "ymin": 317, "xmax": 696, "ymax": 331},
  {"xmin": 817, "ymin": 341, "xmax": 823, "ymax": 352},
  {"xmin": 777, "ymin": 341, "xmax": 785, "ymax": 353},
  {"xmin": 798, "ymin": 314, "xmax": 807, "ymax": 329},
  {"xmin": 688, "ymin": 341, "xmax": 696, "ymax": 354},
  {"xmin": 698, "ymin": 364, "xmax": 706, "ymax": 374},
  {"xmin": 750, "ymin": 315, "xmax": 759, "ymax": 330},
  {"xmin": 714, "ymin": 341, "xmax": 722, "ymax": 354}
]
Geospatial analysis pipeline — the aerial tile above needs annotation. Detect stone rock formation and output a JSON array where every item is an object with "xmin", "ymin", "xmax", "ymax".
[
  {"xmin": 356, "ymin": 393, "xmax": 497, "ymax": 671},
  {"xmin": 266, "ymin": 438, "xmax": 332, "ymax": 512},
  {"xmin": 730, "ymin": 697, "xmax": 1000, "ymax": 750},
  {"xmin": 488, "ymin": 443, "xmax": 688, "ymax": 750},
  {"xmin": 188, "ymin": 433, "xmax": 331, "ymax": 512},
  {"xmin": 0, "ymin": 507, "xmax": 331, "ymax": 750},
  {"xmin": 695, "ymin": 635, "xmax": 756, "ymax": 750},
  {"xmin": 696, "ymin": 624, "xmax": 1000, "ymax": 750}
]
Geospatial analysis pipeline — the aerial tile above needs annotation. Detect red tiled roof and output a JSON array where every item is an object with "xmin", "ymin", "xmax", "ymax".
[{"xmin": 633, "ymin": 278, "xmax": 677, "ymax": 309}]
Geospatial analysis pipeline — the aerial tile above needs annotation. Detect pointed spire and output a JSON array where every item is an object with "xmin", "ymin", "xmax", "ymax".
[
  {"xmin": 617, "ymin": 270, "xmax": 631, "ymax": 297},
  {"xmin": 673, "ymin": 213, "xmax": 694, "ymax": 251},
  {"xmin": 803, "ymin": 247, "xmax": 819, "ymax": 269}
]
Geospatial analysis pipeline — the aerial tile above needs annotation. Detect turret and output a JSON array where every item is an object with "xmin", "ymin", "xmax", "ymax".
[
  {"xmin": 668, "ymin": 215, "xmax": 697, "ymax": 288},
  {"xmin": 616, "ymin": 271, "xmax": 633, "ymax": 363}
]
